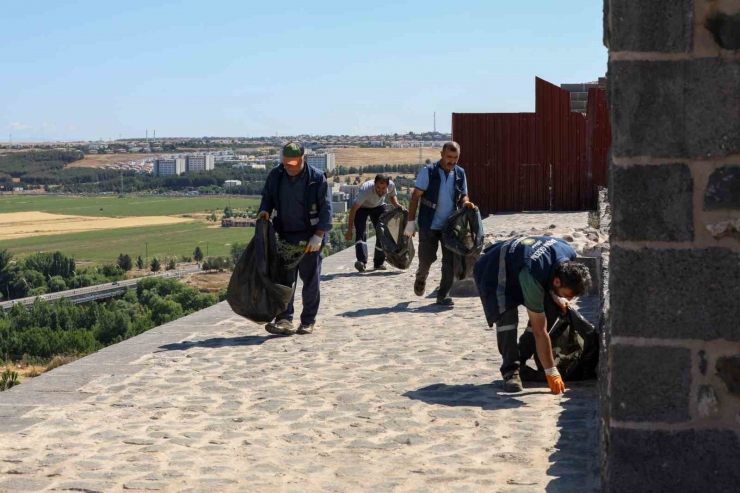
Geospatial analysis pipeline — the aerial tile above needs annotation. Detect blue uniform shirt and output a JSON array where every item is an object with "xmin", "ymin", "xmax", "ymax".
[{"xmin": 415, "ymin": 164, "xmax": 468, "ymax": 230}]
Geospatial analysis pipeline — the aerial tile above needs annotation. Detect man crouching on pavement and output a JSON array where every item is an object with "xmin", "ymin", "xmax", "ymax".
[
  {"xmin": 344, "ymin": 174, "xmax": 405, "ymax": 272},
  {"xmin": 257, "ymin": 142, "xmax": 332, "ymax": 336},
  {"xmin": 404, "ymin": 141, "xmax": 475, "ymax": 307},
  {"xmin": 473, "ymin": 236, "xmax": 591, "ymax": 394}
]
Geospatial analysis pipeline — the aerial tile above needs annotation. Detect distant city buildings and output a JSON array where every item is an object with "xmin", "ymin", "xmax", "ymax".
[
  {"xmin": 306, "ymin": 153, "xmax": 336, "ymax": 172},
  {"xmin": 332, "ymin": 190, "xmax": 350, "ymax": 213},
  {"xmin": 223, "ymin": 179, "xmax": 242, "ymax": 190},
  {"xmin": 154, "ymin": 158, "xmax": 186, "ymax": 176},
  {"xmin": 185, "ymin": 154, "xmax": 215, "ymax": 172}
]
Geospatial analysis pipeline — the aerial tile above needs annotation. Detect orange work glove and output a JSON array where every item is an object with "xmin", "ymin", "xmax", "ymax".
[
  {"xmin": 545, "ymin": 367, "xmax": 565, "ymax": 395},
  {"xmin": 463, "ymin": 201, "xmax": 476, "ymax": 209},
  {"xmin": 257, "ymin": 211, "xmax": 270, "ymax": 221}
]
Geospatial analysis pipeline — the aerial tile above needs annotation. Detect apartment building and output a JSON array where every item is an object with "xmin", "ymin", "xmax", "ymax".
[
  {"xmin": 186, "ymin": 154, "xmax": 215, "ymax": 172},
  {"xmin": 223, "ymin": 179, "xmax": 242, "ymax": 190},
  {"xmin": 306, "ymin": 153, "xmax": 336, "ymax": 172},
  {"xmin": 154, "ymin": 158, "xmax": 186, "ymax": 176}
]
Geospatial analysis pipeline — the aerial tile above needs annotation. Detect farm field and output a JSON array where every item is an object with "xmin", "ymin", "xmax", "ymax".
[
  {"xmin": 333, "ymin": 147, "xmax": 440, "ymax": 167},
  {"xmin": 0, "ymin": 195, "xmax": 259, "ymax": 217},
  {"xmin": 0, "ymin": 221, "xmax": 254, "ymax": 263},
  {"xmin": 0, "ymin": 195, "xmax": 260, "ymax": 263}
]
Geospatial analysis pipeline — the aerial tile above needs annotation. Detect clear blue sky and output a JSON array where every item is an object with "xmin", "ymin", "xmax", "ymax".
[{"xmin": 1, "ymin": 0, "xmax": 606, "ymax": 141}]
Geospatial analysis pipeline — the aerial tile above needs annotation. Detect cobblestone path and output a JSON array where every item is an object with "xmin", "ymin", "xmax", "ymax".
[{"xmin": 0, "ymin": 212, "xmax": 599, "ymax": 493}]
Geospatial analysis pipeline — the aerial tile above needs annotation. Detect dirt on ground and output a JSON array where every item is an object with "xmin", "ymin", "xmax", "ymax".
[
  {"xmin": 0, "ymin": 212, "xmax": 195, "ymax": 240},
  {"xmin": 183, "ymin": 271, "xmax": 230, "ymax": 294}
]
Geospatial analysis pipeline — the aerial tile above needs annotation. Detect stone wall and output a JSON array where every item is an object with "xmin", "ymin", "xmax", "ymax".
[{"xmin": 603, "ymin": 1, "xmax": 740, "ymax": 492}]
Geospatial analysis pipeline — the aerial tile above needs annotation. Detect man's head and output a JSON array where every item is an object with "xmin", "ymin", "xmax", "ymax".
[
  {"xmin": 439, "ymin": 141, "xmax": 461, "ymax": 172},
  {"xmin": 282, "ymin": 142, "xmax": 305, "ymax": 177},
  {"xmin": 374, "ymin": 174, "xmax": 391, "ymax": 196},
  {"xmin": 552, "ymin": 262, "xmax": 592, "ymax": 300}
]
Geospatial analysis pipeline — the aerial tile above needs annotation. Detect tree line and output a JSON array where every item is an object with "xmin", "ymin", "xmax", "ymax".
[{"xmin": 0, "ymin": 277, "xmax": 217, "ymax": 361}]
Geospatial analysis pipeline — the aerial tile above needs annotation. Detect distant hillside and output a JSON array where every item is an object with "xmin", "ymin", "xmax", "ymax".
[{"xmin": 334, "ymin": 147, "xmax": 442, "ymax": 167}]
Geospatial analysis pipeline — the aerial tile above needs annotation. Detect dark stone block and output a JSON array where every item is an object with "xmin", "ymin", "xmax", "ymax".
[
  {"xmin": 705, "ymin": 166, "xmax": 740, "ymax": 210},
  {"xmin": 612, "ymin": 164, "xmax": 693, "ymax": 241},
  {"xmin": 611, "ymin": 345, "xmax": 691, "ymax": 422},
  {"xmin": 611, "ymin": 248, "xmax": 740, "ymax": 340},
  {"xmin": 611, "ymin": 59, "xmax": 740, "ymax": 159},
  {"xmin": 610, "ymin": 0, "xmax": 692, "ymax": 52},
  {"xmin": 716, "ymin": 356, "xmax": 740, "ymax": 397},
  {"xmin": 605, "ymin": 429, "xmax": 740, "ymax": 493},
  {"xmin": 610, "ymin": 61, "xmax": 687, "ymax": 157}
]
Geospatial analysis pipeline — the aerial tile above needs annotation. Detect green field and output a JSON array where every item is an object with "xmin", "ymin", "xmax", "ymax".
[
  {"xmin": 0, "ymin": 194, "xmax": 260, "ymax": 217},
  {"xmin": 0, "ymin": 222, "xmax": 255, "ymax": 263},
  {"xmin": 0, "ymin": 195, "xmax": 260, "ymax": 263}
]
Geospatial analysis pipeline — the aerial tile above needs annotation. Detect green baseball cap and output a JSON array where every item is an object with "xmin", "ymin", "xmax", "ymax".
[{"xmin": 282, "ymin": 142, "xmax": 304, "ymax": 158}]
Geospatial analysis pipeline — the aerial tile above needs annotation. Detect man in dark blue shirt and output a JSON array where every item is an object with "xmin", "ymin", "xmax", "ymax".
[{"xmin": 257, "ymin": 143, "xmax": 332, "ymax": 336}]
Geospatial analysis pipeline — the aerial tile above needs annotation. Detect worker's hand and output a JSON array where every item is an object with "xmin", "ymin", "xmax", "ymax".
[
  {"xmin": 545, "ymin": 367, "xmax": 565, "ymax": 395},
  {"xmin": 551, "ymin": 291, "xmax": 569, "ymax": 314},
  {"xmin": 344, "ymin": 230, "xmax": 353, "ymax": 242},
  {"xmin": 396, "ymin": 203, "xmax": 407, "ymax": 212},
  {"xmin": 257, "ymin": 211, "xmax": 270, "ymax": 221},
  {"xmin": 463, "ymin": 201, "xmax": 476, "ymax": 210},
  {"xmin": 306, "ymin": 234, "xmax": 323, "ymax": 253},
  {"xmin": 404, "ymin": 220, "xmax": 416, "ymax": 238}
]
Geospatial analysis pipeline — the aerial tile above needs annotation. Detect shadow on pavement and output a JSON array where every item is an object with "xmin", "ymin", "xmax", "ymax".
[
  {"xmin": 156, "ymin": 335, "xmax": 279, "ymax": 352},
  {"xmin": 403, "ymin": 383, "xmax": 529, "ymax": 411},
  {"xmin": 545, "ymin": 380, "xmax": 600, "ymax": 493},
  {"xmin": 339, "ymin": 301, "xmax": 454, "ymax": 318},
  {"xmin": 322, "ymin": 271, "xmax": 403, "ymax": 281}
]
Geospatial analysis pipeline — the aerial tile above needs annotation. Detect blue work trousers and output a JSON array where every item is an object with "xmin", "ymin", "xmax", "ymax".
[{"xmin": 277, "ymin": 231, "xmax": 323, "ymax": 325}]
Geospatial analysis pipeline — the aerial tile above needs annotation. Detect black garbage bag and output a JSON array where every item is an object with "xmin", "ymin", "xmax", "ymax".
[
  {"xmin": 519, "ymin": 296, "xmax": 599, "ymax": 382},
  {"xmin": 377, "ymin": 208, "xmax": 415, "ymax": 270},
  {"xmin": 548, "ymin": 304, "xmax": 599, "ymax": 381},
  {"xmin": 226, "ymin": 218, "xmax": 294, "ymax": 323},
  {"xmin": 442, "ymin": 207, "xmax": 485, "ymax": 280}
]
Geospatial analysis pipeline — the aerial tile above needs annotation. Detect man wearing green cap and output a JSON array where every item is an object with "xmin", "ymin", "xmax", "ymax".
[{"xmin": 256, "ymin": 142, "xmax": 333, "ymax": 336}]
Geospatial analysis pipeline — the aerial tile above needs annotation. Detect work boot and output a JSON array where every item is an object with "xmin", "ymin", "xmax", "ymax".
[
  {"xmin": 414, "ymin": 279, "xmax": 426, "ymax": 296},
  {"xmin": 502, "ymin": 370, "xmax": 523, "ymax": 393},
  {"xmin": 436, "ymin": 296, "xmax": 455, "ymax": 307},
  {"xmin": 296, "ymin": 323, "xmax": 314, "ymax": 335},
  {"xmin": 354, "ymin": 261, "xmax": 366, "ymax": 273},
  {"xmin": 265, "ymin": 319, "xmax": 295, "ymax": 336},
  {"xmin": 374, "ymin": 264, "xmax": 387, "ymax": 271}
]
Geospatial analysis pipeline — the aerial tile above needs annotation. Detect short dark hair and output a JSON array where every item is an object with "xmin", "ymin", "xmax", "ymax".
[
  {"xmin": 554, "ymin": 262, "xmax": 592, "ymax": 297},
  {"xmin": 374, "ymin": 174, "xmax": 391, "ymax": 185},
  {"xmin": 442, "ymin": 141, "xmax": 461, "ymax": 154}
]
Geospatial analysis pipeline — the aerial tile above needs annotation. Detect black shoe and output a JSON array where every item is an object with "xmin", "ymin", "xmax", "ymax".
[
  {"xmin": 435, "ymin": 296, "xmax": 455, "ymax": 307},
  {"xmin": 414, "ymin": 279, "xmax": 426, "ymax": 296},
  {"xmin": 374, "ymin": 264, "xmax": 387, "ymax": 271},
  {"xmin": 502, "ymin": 370, "xmax": 523, "ymax": 393},
  {"xmin": 354, "ymin": 261, "xmax": 366, "ymax": 272}
]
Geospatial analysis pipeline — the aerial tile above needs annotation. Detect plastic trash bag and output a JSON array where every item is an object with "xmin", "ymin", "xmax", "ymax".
[
  {"xmin": 227, "ymin": 218, "xmax": 294, "ymax": 323},
  {"xmin": 377, "ymin": 208, "xmax": 415, "ymax": 270},
  {"xmin": 442, "ymin": 207, "xmax": 485, "ymax": 280},
  {"xmin": 519, "ymin": 296, "xmax": 599, "ymax": 382}
]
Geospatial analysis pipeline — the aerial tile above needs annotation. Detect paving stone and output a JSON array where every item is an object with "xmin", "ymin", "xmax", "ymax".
[{"xmin": 0, "ymin": 477, "xmax": 52, "ymax": 491}]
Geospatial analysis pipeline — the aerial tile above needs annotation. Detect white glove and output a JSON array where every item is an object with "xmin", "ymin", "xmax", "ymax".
[
  {"xmin": 404, "ymin": 220, "xmax": 416, "ymax": 237},
  {"xmin": 306, "ymin": 234, "xmax": 323, "ymax": 252}
]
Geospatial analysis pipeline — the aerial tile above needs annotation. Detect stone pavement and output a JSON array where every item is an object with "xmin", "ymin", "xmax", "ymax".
[{"xmin": 0, "ymin": 212, "xmax": 599, "ymax": 493}]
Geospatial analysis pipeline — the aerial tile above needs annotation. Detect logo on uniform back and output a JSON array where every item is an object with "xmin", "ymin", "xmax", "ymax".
[
  {"xmin": 312, "ymin": 204, "xmax": 317, "ymax": 211},
  {"xmin": 521, "ymin": 238, "xmax": 536, "ymax": 246}
]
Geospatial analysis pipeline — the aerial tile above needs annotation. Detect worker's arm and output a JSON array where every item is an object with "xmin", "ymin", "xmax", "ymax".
[
  {"xmin": 389, "ymin": 194, "xmax": 404, "ymax": 210},
  {"xmin": 344, "ymin": 202, "xmax": 362, "ymax": 241},
  {"xmin": 520, "ymin": 269, "xmax": 564, "ymax": 394},
  {"xmin": 404, "ymin": 188, "xmax": 424, "ymax": 237}
]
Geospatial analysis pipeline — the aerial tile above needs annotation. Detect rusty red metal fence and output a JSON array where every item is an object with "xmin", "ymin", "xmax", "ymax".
[{"xmin": 452, "ymin": 77, "xmax": 611, "ymax": 214}]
